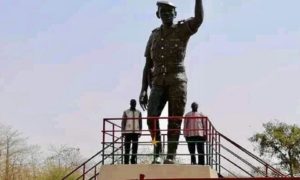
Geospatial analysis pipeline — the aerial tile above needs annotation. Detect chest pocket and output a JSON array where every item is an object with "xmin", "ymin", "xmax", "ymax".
[{"xmin": 169, "ymin": 38, "xmax": 185, "ymax": 61}]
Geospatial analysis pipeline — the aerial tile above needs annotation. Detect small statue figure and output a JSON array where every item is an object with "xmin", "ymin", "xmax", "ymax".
[
  {"xmin": 184, "ymin": 102, "xmax": 207, "ymax": 165},
  {"xmin": 122, "ymin": 99, "xmax": 142, "ymax": 164}
]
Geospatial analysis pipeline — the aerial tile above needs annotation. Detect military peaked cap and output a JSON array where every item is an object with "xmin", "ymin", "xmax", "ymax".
[{"xmin": 157, "ymin": 1, "xmax": 176, "ymax": 8}]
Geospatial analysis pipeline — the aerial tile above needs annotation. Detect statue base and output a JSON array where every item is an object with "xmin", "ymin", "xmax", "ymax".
[{"xmin": 99, "ymin": 164, "xmax": 218, "ymax": 180}]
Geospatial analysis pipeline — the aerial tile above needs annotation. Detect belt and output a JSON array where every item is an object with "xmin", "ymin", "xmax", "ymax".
[{"xmin": 152, "ymin": 65, "xmax": 185, "ymax": 76}]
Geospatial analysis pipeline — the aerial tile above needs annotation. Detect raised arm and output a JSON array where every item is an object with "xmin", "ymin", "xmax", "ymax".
[
  {"xmin": 195, "ymin": 0, "xmax": 204, "ymax": 23},
  {"xmin": 189, "ymin": 0, "xmax": 204, "ymax": 32}
]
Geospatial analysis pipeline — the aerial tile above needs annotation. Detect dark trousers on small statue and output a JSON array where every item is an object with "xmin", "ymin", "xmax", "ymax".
[
  {"xmin": 147, "ymin": 83, "xmax": 187, "ymax": 160},
  {"xmin": 123, "ymin": 133, "xmax": 139, "ymax": 164},
  {"xmin": 185, "ymin": 136, "xmax": 206, "ymax": 165}
]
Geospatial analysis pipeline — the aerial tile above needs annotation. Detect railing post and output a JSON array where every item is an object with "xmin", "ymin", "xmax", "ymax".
[
  {"xmin": 140, "ymin": 174, "xmax": 145, "ymax": 180},
  {"xmin": 112, "ymin": 124, "xmax": 115, "ymax": 164},
  {"xmin": 163, "ymin": 134, "xmax": 166, "ymax": 156},
  {"xmin": 265, "ymin": 164, "xmax": 269, "ymax": 177},
  {"xmin": 209, "ymin": 122, "xmax": 213, "ymax": 167},
  {"xmin": 121, "ymin": 132, "xmax": 124, "ymax": 164},
  {"xmin": 205, "ymin": 118, "xmax": 209, "ymax": 166},
  {"xmin": 94, "ymin": 166, "xmax": 97, "ymax": 180},
  {"xmin": 218, "ymin": 134, "xmax": 221, "ymax": 175},
  {"xmin": 214, "ymin": 128, "xmax": 218, "ymax": 171},
  {"xmin": 102, "ymin": 119, "xmax": 106, "ymax": 165},
  {"xmin": 154, "ymin": 117, "xmax": 156, "ymax": 160},
  {"xmin": 82, "ymin": 164, "xmax": 86, "ymax": 180}
]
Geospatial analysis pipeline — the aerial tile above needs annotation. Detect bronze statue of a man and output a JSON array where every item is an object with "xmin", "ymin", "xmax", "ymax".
[{"xmin": 139, "ymin": 0, "xmax": 204, "ymax": 164}]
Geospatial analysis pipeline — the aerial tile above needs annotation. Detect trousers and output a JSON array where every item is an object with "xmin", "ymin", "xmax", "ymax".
[
  {"xmin": 124, "ymin": 133, "xmax": 139, "ymax": 164},
  {"xmin": 185, "ymin": 136, "xmax": 206, "ymax": 165},
  {"xmin": 147, "ymin": 83, "xmax": 187, "ymax": 160}
]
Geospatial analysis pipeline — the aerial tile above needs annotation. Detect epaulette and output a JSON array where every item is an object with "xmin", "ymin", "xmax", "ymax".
[
  {"xmin": 152, "ymin": 27, "xmax": 160, "ymax": 32},
  {"xmin": 178, "ymin": 20, "xmax": 186, "ymax": 25}
]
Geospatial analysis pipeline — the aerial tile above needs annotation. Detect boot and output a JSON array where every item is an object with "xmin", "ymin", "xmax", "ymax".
[
  {"xmin": 152, "ymin": 142, "xmax": 162, "ymax": 164},
  {"xmin": 164, "ymin": 134, "xmax": 179, "ymax": 164}
]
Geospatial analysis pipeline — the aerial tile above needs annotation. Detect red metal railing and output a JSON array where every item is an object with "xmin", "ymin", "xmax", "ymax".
[
  {"xmin": 62, "ymin": 116, "xmax": 288, "ymax": 179},
  {"xmin": 138, "ymin": 174, "xmax": 299, "ymax": 180}
]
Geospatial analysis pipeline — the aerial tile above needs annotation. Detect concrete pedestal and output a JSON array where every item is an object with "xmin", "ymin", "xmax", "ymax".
[{"xmin": 99, "ymin": 164, "xmax": 218, "ymax": 180}]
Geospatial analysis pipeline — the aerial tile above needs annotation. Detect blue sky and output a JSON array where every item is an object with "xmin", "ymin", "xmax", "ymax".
[{"xmin": 1, "ymin": 0, "xmax": 300, "ymax": 156}]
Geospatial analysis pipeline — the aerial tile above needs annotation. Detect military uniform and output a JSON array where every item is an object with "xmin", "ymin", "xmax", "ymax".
[{"xmin": 145, "ymin": 17, "xmax": 200, "ymax": 160}]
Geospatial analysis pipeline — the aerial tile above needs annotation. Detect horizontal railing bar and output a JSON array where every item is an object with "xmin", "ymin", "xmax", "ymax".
[{"xmin": 140, "ymin": 177, "xmax": 299, "ymax": 180}]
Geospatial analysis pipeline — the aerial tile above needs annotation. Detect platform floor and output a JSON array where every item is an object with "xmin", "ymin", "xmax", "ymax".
[{"xmin": 99, "ymin": 164, "xmax": 218, "ymax": 180}]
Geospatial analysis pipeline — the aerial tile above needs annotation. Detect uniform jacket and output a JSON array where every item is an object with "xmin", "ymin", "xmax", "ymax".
[
  {"xmin": 183, "ymin": 111, "xmax": 207, "ymax": 137},
  {"xmin": 144, "ymin": 18, "xmax": 200, "ymax": 86},
  {"xmin": 121, "ymin": 109, "xmax": 142, "ymax": 134}
]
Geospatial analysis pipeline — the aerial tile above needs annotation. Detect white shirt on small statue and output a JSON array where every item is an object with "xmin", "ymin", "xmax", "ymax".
[
  {"xmin": 122, "ymin": 109, "xmax": 142, "ymax": 134},
  {"xmin": 183, "ymin": 111, "xmax": 206, "ymax": 137}
]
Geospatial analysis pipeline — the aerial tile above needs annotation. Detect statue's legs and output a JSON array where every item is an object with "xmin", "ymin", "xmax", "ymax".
[
  {"xmin": 147, "ymin": 86, "xmax": 167, "ymax": 160},
  {"xmin": 166, "ymin": 82, "xmax": 187, "ymax": 161}
]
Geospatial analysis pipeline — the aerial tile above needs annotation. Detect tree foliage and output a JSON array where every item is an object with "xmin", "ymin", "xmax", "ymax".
[
  {"xmin": 0, "ymin": 123, "xmax": 83, "ymax": 180},
  {"xmin": 0, "ymin": 123, "xmax": 36, "ymax": 180},
  {"xmin": 249, "ymin": 121, "xmax": 300, "ymax": 177}
]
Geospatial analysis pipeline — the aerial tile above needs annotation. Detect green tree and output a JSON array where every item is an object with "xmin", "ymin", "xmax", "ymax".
[{"xmin": 249, "ymin": 121, "xmax": 300, "ymax": 177}]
